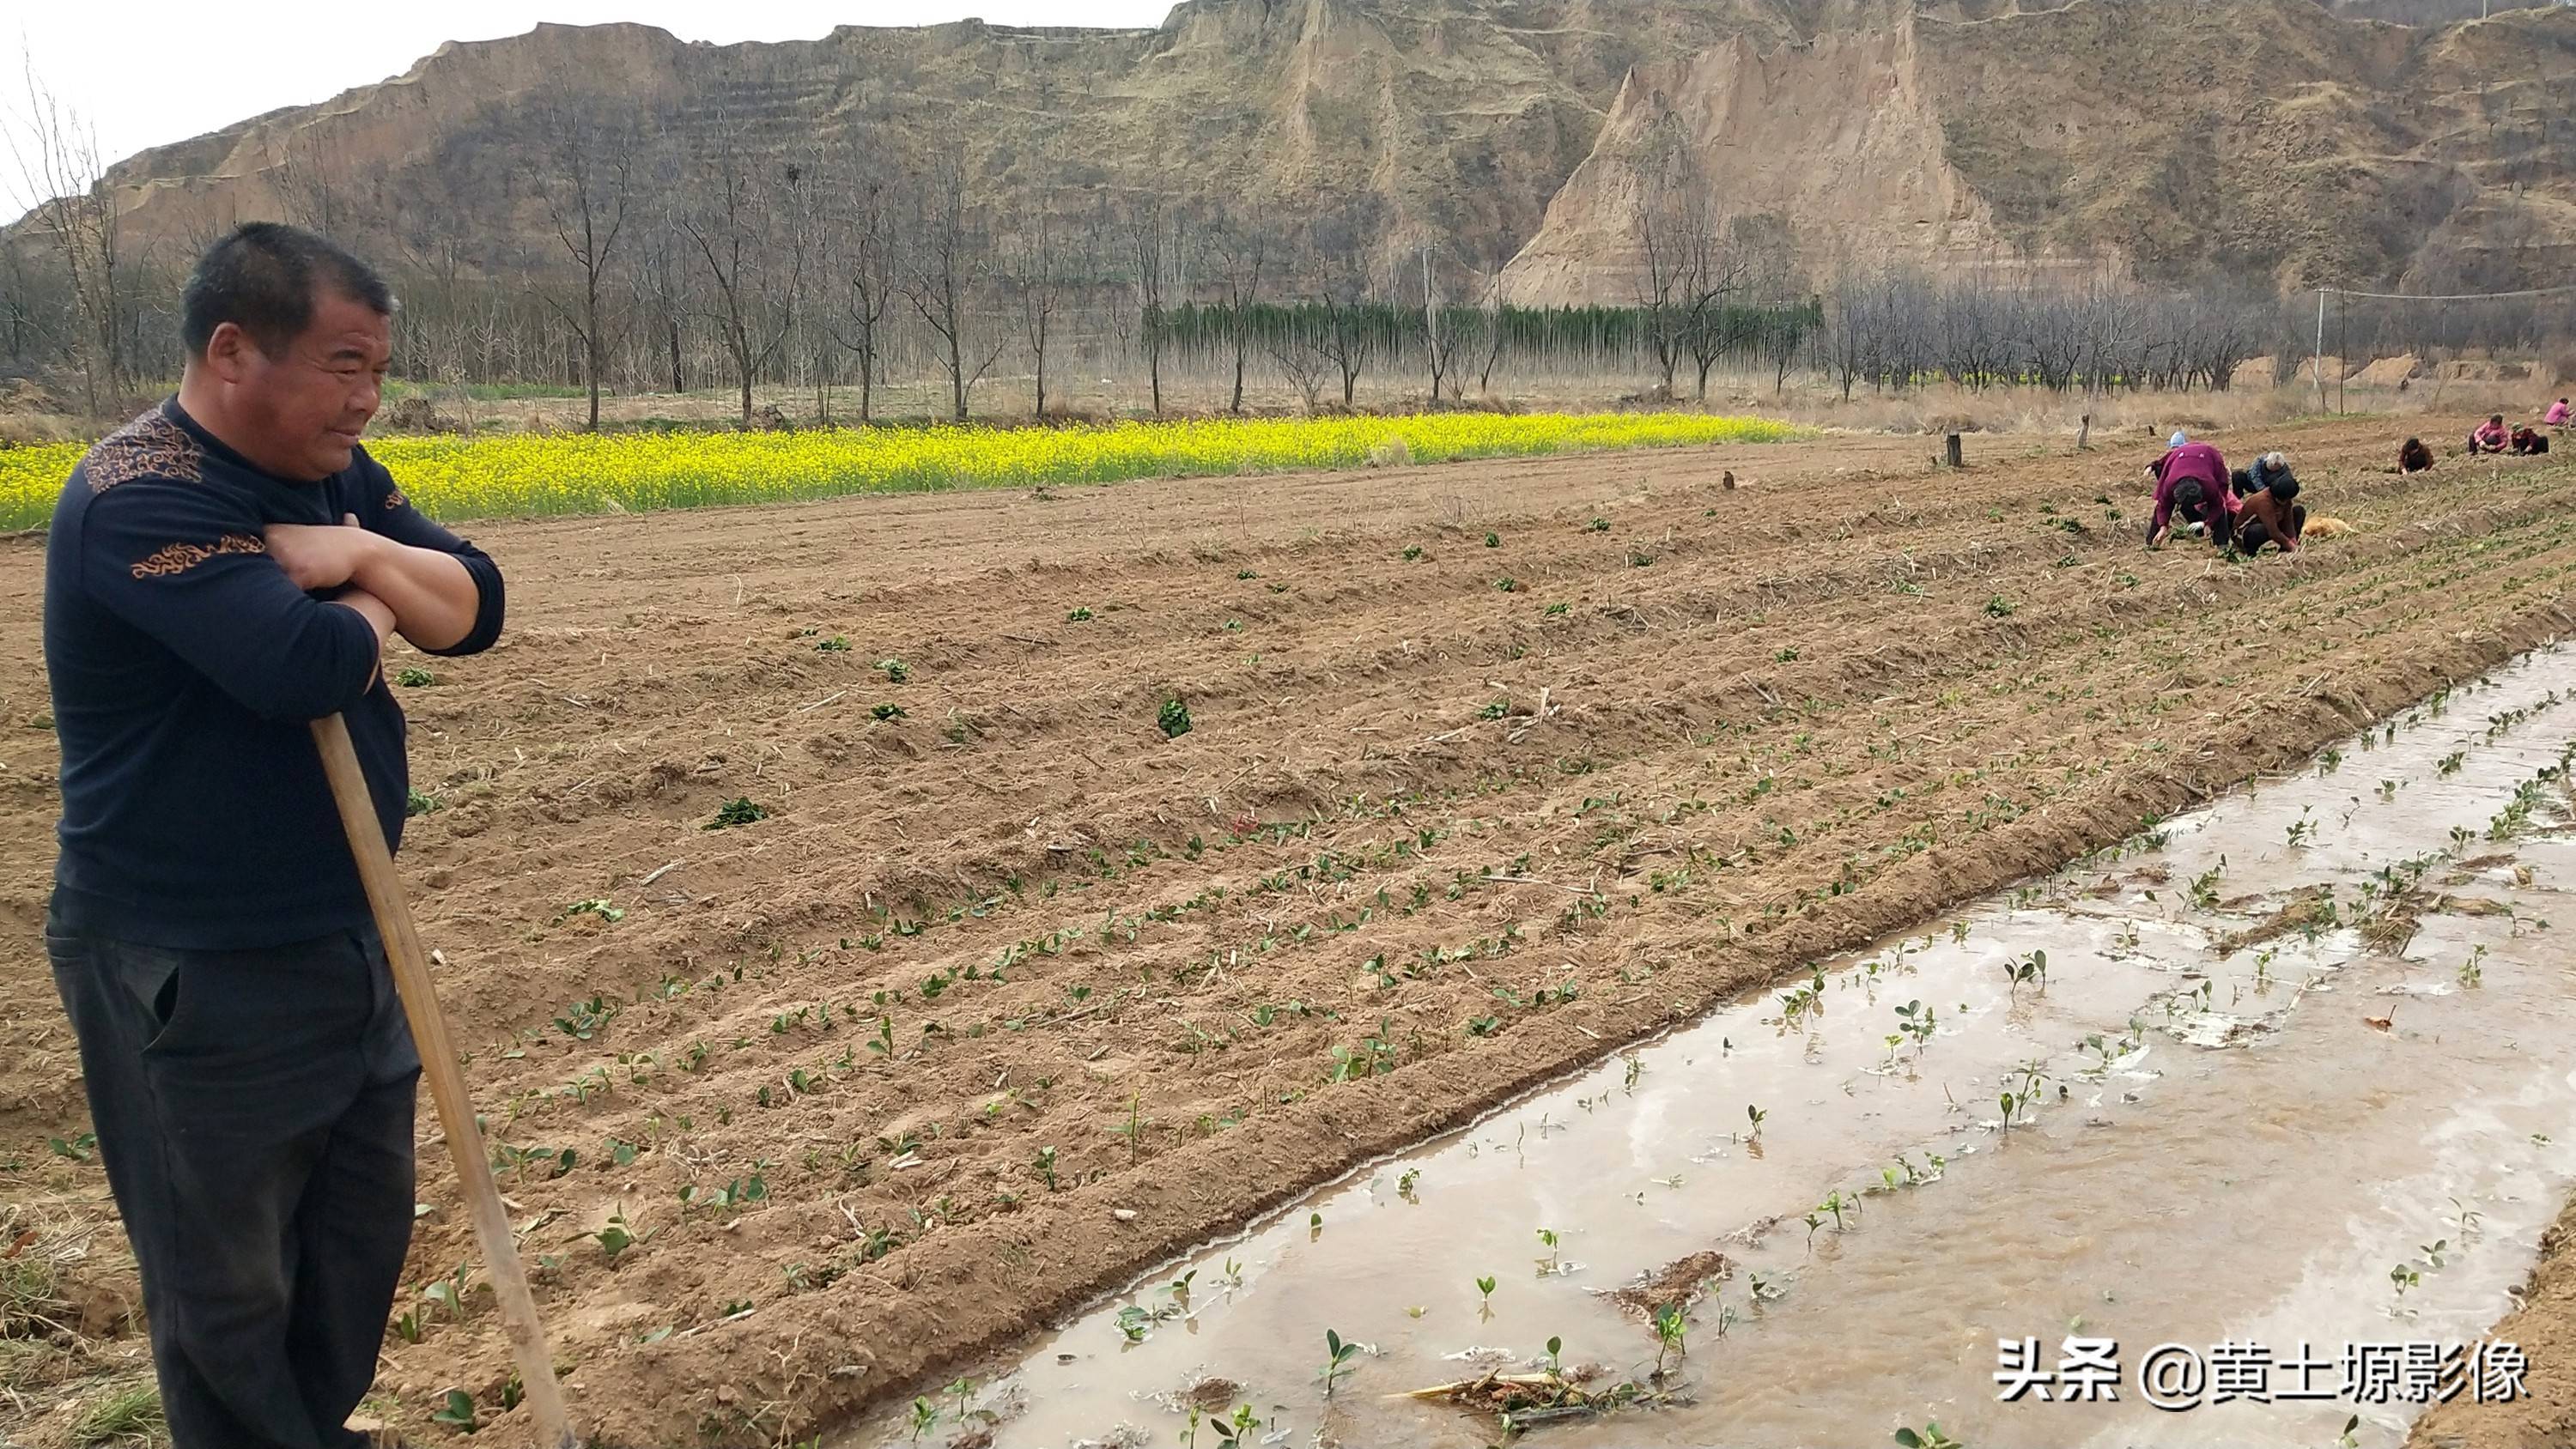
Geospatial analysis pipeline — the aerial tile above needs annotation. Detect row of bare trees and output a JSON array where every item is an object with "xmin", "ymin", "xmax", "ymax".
[{"xmin": 7, "ymin": 76, "xmax": 2563, "ymax": 428}]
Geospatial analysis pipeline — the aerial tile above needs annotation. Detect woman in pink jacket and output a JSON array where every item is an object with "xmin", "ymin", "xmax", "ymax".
[{"xmin": 2469, "ymin": 415, "xmax": 2510, "ymax": 453}]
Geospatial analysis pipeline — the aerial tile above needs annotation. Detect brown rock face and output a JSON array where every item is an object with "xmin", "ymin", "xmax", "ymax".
[{"xmin": 56, "ymin": 0, "xmax": 2576, "ymax": 294}]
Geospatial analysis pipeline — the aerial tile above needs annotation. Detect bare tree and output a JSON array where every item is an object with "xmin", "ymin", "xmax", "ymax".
[
  {"xmin": 630, "ymin": 209, "xmax": 693, "ymax": 395},
  {"xmin": 1307, "ymin": 207, "xmax": 1382, "ymax": 409},
  {"xmin": 902, "ymin": 156, "xmax": 1005, "ymax": 422},
  {"xmin": 1418, "ymin": 246, "xmax": 1459, "ymax": 403},
  {"xmin": 5, "ymin": 60, "xmax": 128, "ymax": 416},
  {"xmin": 1677, "ymin": 203, "xmax": 1748, "ymax": 402},
  {"xmin": 1205, "ymin": 197, "xmax": 1270, "ymax": 414},
  {"xmin": 1004, "ymin": 207, "xmax": 1073, "ymax": 421},
  {"xmin": 679, "ymin": 127, "xmax": 808, "ymax": 426},
  {"xmin": 273, "ymin": 130, "xmax": 355, "ymax": 240},
  {"xmin": 1125, "ymin": 192, "xmax": 1176, "ymax": 415},
  {"xmin": 535, "ymin": 105, "xmax": 635, "ymax": 430},
  {"xmin": 823, "ymin": 150, "xmax": 898, "ymax": 424}
]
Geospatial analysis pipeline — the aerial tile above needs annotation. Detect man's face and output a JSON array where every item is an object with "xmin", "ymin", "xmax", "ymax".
[{"xmin": 216, "ymin": 289, "xmax": 391, "ymax": 481}]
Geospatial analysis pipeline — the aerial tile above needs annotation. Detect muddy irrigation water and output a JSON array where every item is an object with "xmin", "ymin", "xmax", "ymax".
[{"xmin": 847, "ymin": 647, "xmax": 2576, "ymax": 1449}]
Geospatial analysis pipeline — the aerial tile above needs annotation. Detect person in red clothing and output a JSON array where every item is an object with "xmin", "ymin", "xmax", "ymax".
[
  {"xmin": 2511, "ymin": 423, "xmax": 2550, "ymax": 456},
  {"xmin": 2145, "ymin": 433, "xmax": 2234, "ymax": 548},
  {"xmin": 2469, "ymin": 415, "xmax": 2510, "ymax": 454}
]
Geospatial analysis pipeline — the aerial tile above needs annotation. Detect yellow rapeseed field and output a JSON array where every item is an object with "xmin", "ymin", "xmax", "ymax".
[{"xmin": 0, "ymin": 411, "xmax": 1798, "ymax": 529}]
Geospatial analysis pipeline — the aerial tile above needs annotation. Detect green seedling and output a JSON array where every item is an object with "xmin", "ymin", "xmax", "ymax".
[
  {"xmin": 1984, "ymin": 595, "xmax": 2016, "ymax": 618},
  {"xmin": 2335, "ymin": 1415, "xmax": 2361, "ymax": 1449},
  {"xmin": 1066, "ymin": 606, "xmax": 1094, "ymax": 621},
  {"xmin": 2379, "ymin": 779, "xmax": 2401, "ymax": 801},
  {"xmin": 2390, "ymin": 1260, "xmax": 2420, "ymax": 1298},
  {"xmin": 1033, "ymin": 1145, "xmax": 1059, "ymax": 1190},
  {"xmin": 2439, "ymin": 750, "xmax": 2465, "ymax": 776},
  {"xmin": 2285, "ymin": 807, "xmax": 2316, "ymax": 847},
  {"xmin": 1321, "ymin": 1328, "xmax": 1362, "ymax": 1396},
  {"xmin": 1476, "ymin": 1274, "xmax": 1497, "ymax": 1307},
  {"xmin": 1484, "ymin": 532, "xmax": 1500, "ymax": 548},
  {"xmin": 877, "ymin": 657, "xmax": 910, "ymax": 683},
  {"xmin": 1493, "ymin": 577, "xmax": 1518, "ymax": 593},
  {"xmin": 405, "ymin": 787, "xmax": 442, "ymax": 816},
  {"xmin": 1402, "ymin": 545, "xmax": 1424, "ymax": 561},
  {"xmin": 1651, "ymin": 1301, "xmax": 1687, "ymax": 1375},
  {"xmin": 1820, "ymin": 1190, "xmax": 1850, "ymax": 1231},
  {"xmin": 1211, "ymin": 1404, "xmax": 1263, "ymax": 1448},
  {"xmin": 2001, "ymin": 949, "xmax": 2048, "ymax": 996},
  {"xmin": 1893, "ymin": 1424, "xmax": 1963, "ymax": 1449},
  {"xmin": 2421, "ymin": 1238, "xmax": 2449, "ymax": 1270},
  {"xmin": 1170, "ymin": 1269, "xmax": 1197, "ymax": 1303},
  {"xmin": 1115, "ymin": 1305, "xmax": 1153, "ymax": 1343},
  {"xmin": 908, "ymin": 1397, "xmax": 937, "ymax": 1441},
  {"xmin": 1894, "ymin": 999, "xmax": 1935, "ymax": 1048},
  {"xmin": 706, "ymin": 796, "xmax": 767, "ymax": 829},
  {"xmin": 2460, "ymin": 943, "xmax": 2488, "ymax": 988},
  {"xmin": 1588, "ymin": 517, "xmax": 1611, "ymax": 532},
  {"xmin": 1746, "ymin": 1103, "xmax": 1768, "ymax": 1142},
  {"xmin": 553, "ymin": 899, "xmax": 623, "ymax": 925},
  {"xmin": 2451, "ymin": 1196, "xmax": 2485, "ymax": 1238},
  {"xmin": 1543, "ymin": 1334, "xmax": 1564, "ymax": 1374},
  {"xmin": 1158, "ymin": 698, "xmax": 1194, "ymax": 739},
  {"xmin": 816, "ymin": 635, "xmax": 852, "ymax": 653},
  {"xmin": 596, "ymin": 1205, "xmax": 645, "ymax": 1258},
  {"xmin": 1773, "ymin": 646, "xmax": 1800, "ymax": 663},
  {"xmin": 432, "ymin": 1389, "xmax": 478, "ymax": 1433},
  {"xmin": 48, "ymin": 1131, "xmax": 95, "ymax": 1161},
  {"xmin": 1110, "ymin": 1092, "xmax": 1147, "ymax": 1163},
  {"xmin": 872, "ymin": 703, "xmax": 905, "ymax": 721},
  {"xmin": 392, "ymin": 666, "xmax": 438, "ymax": 688},
  {"xmin": 1536, "ymin": 1227, "xmax": 1561, "ymax": 1270}
]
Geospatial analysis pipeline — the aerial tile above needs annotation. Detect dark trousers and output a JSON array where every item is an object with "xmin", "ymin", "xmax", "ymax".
[
  {"xmin": 2176, "ymin": 495, "xmax": 2233, "ymax": 549},
  {"xmin": 2239, "ymin": 505, "xmax": 2307, "ymax": 555},
  {"xmin": 46, "ymin": 898, "xmax": 421, "ymax": 1449}
]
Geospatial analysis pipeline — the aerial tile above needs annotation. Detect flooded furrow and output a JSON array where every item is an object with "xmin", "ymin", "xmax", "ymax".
[{"xmin": 848, "ymin": 648, "xmax": 2576, "ymax": 1449}]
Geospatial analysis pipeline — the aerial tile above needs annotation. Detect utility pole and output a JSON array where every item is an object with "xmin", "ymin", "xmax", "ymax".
[{"xmin": 2313, "ymin": 288, "xmax": 2328, "ymax": 415}]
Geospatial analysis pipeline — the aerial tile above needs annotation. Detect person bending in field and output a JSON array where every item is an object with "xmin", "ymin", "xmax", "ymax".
[
  {"xmin": 2244, "ymin": 451, "xmax": 2294, "ymax": 498},
  {"xmin": 2546, "ymin": 397, "xmax": 2570, "ymax": 429},
  {"xmin": 2235, "ymin": 471, "xmax": 2305, "ymax": 555},
  {"xmin": 2469, "ymin": 415, "xmax": 2510, "ymax": 454},
  {"xmin": 2146, "ymin": 433, "xmax": 2233, "ymax": 547},
  {"xmin": 2511, "ymin": 423, "xmax": 2550, "ymax": 456},
  {"xmin": 2399, "ymin": 437, "xmax": 2435, "ymax": 473}
]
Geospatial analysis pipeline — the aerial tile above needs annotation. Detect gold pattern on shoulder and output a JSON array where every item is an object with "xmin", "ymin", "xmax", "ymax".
[
  {"xmin": 129, "ymin": 533, "xmax": 266, "ymax": 579},
  {"xmin": 82, "ymin": 410, "xmax": 205, "ymax": 494},
  {"xmin": 386, "ymin": 488, "xmax": 407, "ymax": 511}
]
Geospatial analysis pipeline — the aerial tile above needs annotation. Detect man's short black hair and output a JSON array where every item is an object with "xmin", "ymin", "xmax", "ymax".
[
  {"xmin": 180, "ymin": 221, "xmax": 393, "ymax": 359},
  {"xmin": 2176, "ymin": 479, "xmax": 2205, "ymax": 508},
  {"xmin": 2269, "ymin": 475, "xmax": 2300, "ymax": 503}
]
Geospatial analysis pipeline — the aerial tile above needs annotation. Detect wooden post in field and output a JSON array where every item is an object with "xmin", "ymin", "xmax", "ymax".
[
  {"xmin": 1945, "ymin": 433, "xmax": 1964, "ymax": 470},
  {"xmin": 2076, "ymin": 414, "xmax": 2092, "ymax": 452}
]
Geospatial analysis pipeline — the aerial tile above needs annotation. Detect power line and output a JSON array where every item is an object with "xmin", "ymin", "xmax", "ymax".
[{"xmin": 2324, "ymin": 282, "xmax": 2576, "ymax": 302}]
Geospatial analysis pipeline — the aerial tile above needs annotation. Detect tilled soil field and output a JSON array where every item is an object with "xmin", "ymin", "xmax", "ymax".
[{"xmin": 3, "ymin": 417, "xmax": 2575, "ymax": 1446}]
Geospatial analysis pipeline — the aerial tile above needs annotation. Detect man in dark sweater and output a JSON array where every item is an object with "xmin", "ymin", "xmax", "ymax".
[{"xmin": 42, "ymin": 223, "xmax": 504, "ymax": 1449}]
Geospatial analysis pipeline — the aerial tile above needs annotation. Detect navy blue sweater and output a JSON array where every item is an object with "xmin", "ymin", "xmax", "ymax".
[{"xmin": 45, "ymin": 400, "xmax": 504, "ymax": 949}]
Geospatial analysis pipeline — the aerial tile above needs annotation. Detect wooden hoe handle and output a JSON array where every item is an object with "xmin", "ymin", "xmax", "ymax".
[{"xmin": 311, "ymin": 714, "xmax": 578, "ymax": 1448}]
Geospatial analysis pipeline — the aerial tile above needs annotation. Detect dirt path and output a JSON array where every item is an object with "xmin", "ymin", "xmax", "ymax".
[{"xmin": 4, "ymin": 417, "xmax": 2574, "ymax": 1446}]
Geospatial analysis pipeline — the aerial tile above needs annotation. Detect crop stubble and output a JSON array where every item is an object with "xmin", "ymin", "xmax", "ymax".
[{"xmin": 1, "ymin": 419, "xmax": 2573, "ymax": 1444}]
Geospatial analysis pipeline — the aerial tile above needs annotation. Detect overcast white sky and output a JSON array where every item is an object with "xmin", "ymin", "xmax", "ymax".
[{"xmin": 3, "ymin": 2, "xmax": 1172, "ymax": 185}]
